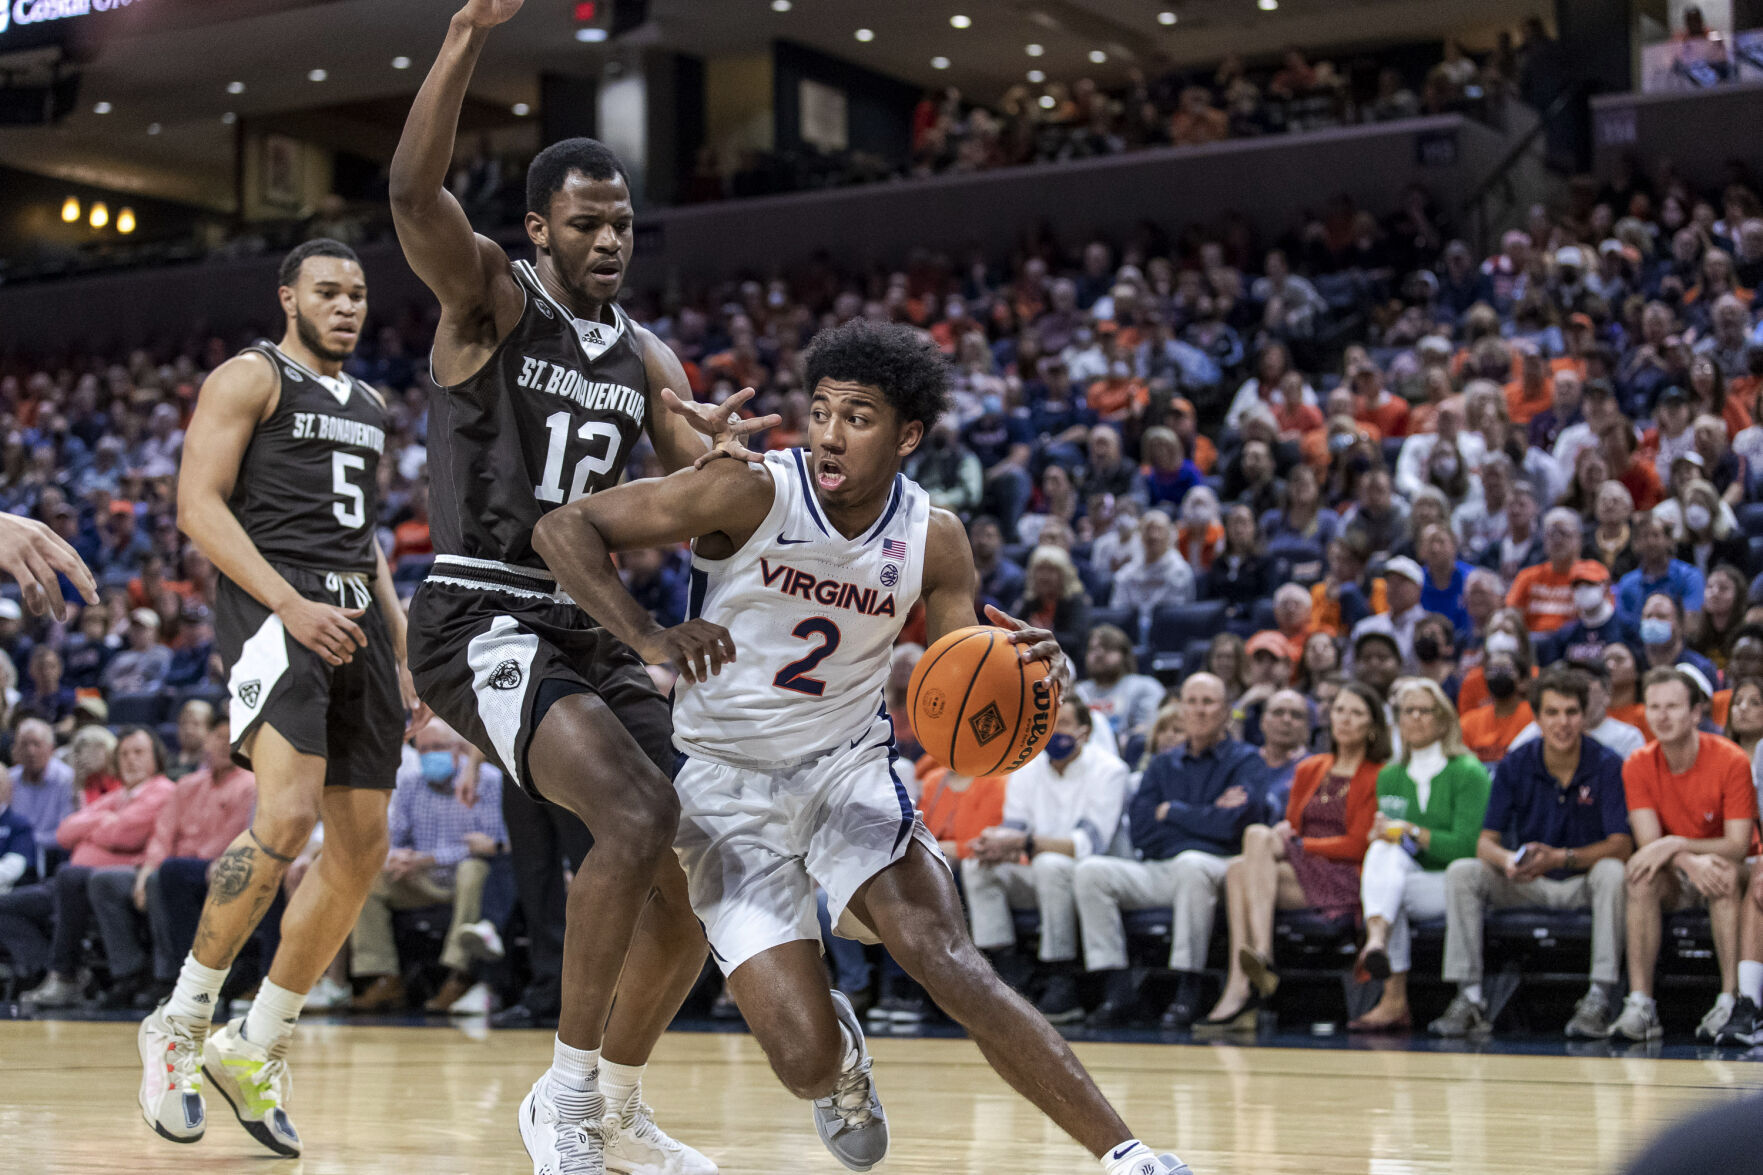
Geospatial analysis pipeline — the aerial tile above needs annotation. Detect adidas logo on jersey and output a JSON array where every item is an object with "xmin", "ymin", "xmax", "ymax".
[{"xmin": 759, "ymin": 558, "xmax": 897, "ymax": 617}]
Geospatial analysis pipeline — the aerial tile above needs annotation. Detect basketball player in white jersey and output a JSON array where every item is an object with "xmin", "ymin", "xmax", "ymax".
[{"xmin": 533, "ymin": 319, "xmax": 1193, "ymax": 1175}]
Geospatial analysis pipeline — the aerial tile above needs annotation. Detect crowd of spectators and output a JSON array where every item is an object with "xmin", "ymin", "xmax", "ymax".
[{"xmin": 8, "ymin": 131, "xmax": 1763, "ymax": 1039}]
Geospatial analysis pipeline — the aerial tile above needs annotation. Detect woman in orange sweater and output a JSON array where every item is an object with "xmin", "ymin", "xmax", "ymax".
[
  {"xmin": 1197, "ymin": 680, "xmax": 1387, "ymax": 1029},
  {"xmin": 917, "ymin": 766, "xmax": 1007, "ymax": 861}
]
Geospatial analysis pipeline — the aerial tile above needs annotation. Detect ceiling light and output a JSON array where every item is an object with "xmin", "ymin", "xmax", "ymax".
[
  {"xmin": 222, "ymin": 111, "xmax": 237, "ymax": 124},
  {"xmin": 227, "ymin": 81, "xmax": 245, "ymax": 95},
  {"xmin": 950, "ymin": 14, "xmax": 971, "ymax": 28},
  {"xmin": 147, "ymin": 123, "xmax": 161, "ymax": 135},
  {"xmin": 770, "ymin": 0, "xmax": 790, "ymax": 10},
  {"xmin": 1027, "ymin": 69, "xmax": 1045, "ymax": 82},
  {"xmin": 1089, "ymin": 49, "xmax": 1107, "ymax": 64},
  {"xmin": 1038, "ymin": 94, "xmax": 1057, "ymax": 109},
  {"xmin": 392, "ymin": 56, "xmax": 412, "ymax": 69},
  {"xmin": 93, "ymin": 101, "xmax": 112, "ymax": 114},
  {"xmin": 931, "ymin": 56, "xmax": 950, "ymax": 70},
  {"xmin": 1159, "ymin": 10, "xmax": 1178, "ymax": 24},
  {"xmin": 574, "ymin": 27, "xmax": 607, "ymax": 41},
  {"xmin": 512, "ymin": 102, "xmax": 531, "ymax": 116},
  {"xmin": 61, "ymin": 197, "xmax": 80, "ymax": 224},
  {"xmin": 307, "ymin": 68, "xmax": 327, "ymax": 82},
  {"xmin": 1258, "ymin": 0, "xmax": 1277, "ymax": 8},
  {"xmin": 89, "ymin": 202, "xmax": 109, "ymax": 230},
  {"xmin": 1026, "ymin": 43, "xmax": 1044, "ymax": 56},
  {"xmin": 117, "ymin": 208, "xmax": 136, "ymax": 235},
  {"xmin": 854, "ymin": 28, "xmax": 873, "ymax": 42}
]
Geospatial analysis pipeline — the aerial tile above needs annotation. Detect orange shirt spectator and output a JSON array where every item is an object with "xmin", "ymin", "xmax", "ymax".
[
  {"xmin": 1086, "ymin": 375, "xmax": 1150, "ymax": 422},
  {"xmin": 1457, "ymin": 664, "xmax": 1540, "ymax": 713},
  {"xmin": 1274, "ymin": 401, "xmax": 1324, "ymax": 438},
  {"xmin": 1357, "ymin": 393, "xmax": 1410, "ymax": 440},
  {"xmin": 1506, "ymin": 562, "xmax": 1577, "ymax": 633},
  {"xmin": 1617, "ymin": 455, "xmax": 1665, "ymax": 512},
  {"xmin": 1176, "ymin": 520, "xmax": 1225, "ymax": 573},
  {"xmin": 1623, "ymin": 731, "xmax": 1759, "ymax": 847},
  {"xmin": 1284, "ymin": 755, "xmax": 1380, "ymax": 863},
  {"xmin": 917, "ymin": 768, "xmax": 1007, "ymax": 860},
  {"xmin": 393, "ymin": 518, "xmax": 432, "ymax": 560},
  {"xmin": 1310, "ymin": 577, "xmax": 1388, "ymax": 639},
  {"xmin": 1460, "ymin": 701, "xmax": 1535, "ymax": 762},
  {"xmin": 1504, "ymin": 374, "xmax": 1555, "ymax": 425},
  {"xmin": 1607, "ymin": 702, "xmax": 1653, "ymax": 740}
]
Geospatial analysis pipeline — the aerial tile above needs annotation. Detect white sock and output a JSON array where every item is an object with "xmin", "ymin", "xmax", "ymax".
[
  {"xmin": 1715, "ymin": 991, "xmax": 1737, "ymax": 1012},
  {"xmin": 548, "ymin": 1038, "xmax": 603, "ymax": 1124},
  {"xmin": 1102, "ymin": 1139, "xmax": 1155, "ymax": 1175},
  {"xmin": 242, "ymin": 979, "xmax": 307, "ymax": 1046},
  {"xmin": 1627, "ymin": 991, "xmax": 1656, "ymax": 1012},
  {"xmin": 1739, "ymin": 960, "xmax": 1763, "ymax": 1003},
  {"xmin": 1461, "ymin": 983, "xmax": 1484, "ymax": 1006},
  {"xmin": 165, "ymin": 953, "xmax": 229, "ymax": 1023},
  {"xmin": 599, "ymin": 1059, "xmax": 645, "ymax": 1112}
]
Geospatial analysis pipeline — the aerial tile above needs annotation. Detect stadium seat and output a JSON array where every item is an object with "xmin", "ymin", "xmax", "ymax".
[
  {"xmin": 1086, "ymin": 606, "xmax": 1139, "ymax": 642},
  {"xmin": 1739, "ymin": 502, "xmax": 1763, "ymax": 538},
  {"xmin": 1249, "ymin": 597, "xmax": 1278, "ymax": 634},
  {"xmin": 1748, "ymin": 536, "xmax": 1763, "ymax": 577},
  {"xmin": 108, "ymin": 692, "xmax": 170, "ymax": 726},
  {"xmin": 1148, "ymin": 602, "xmax": 1229, "ymax": 674}
]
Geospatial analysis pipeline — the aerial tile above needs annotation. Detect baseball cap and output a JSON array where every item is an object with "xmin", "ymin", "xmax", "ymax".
[
  {"xmin": 1569, "ymin": 560, "xmax": 1611, "ymax": 585},
  {"xmin": 74, "ymin": 696, "xmax": 109, "ymax": 723},
  {"xmin": 1673, "ymin": 450, "xmax": 1706, "ymax": 470},
  {"xmin": 0, "ymin": 599, "xmax": 20, "ymax": 622},
  {"xmin": 1381, "ymin": 556, "xmax": 1425, "ymax": 586},
  {"xmin": 1555, "ymin": 245, "xmax": 1587, "ymax": 269},
  {"xmin": 1245, "ymin": 631, "xmax": 1295, "ymax": 661},
  {"xmin": 108, "ymin": 501, "xmax": 135, "ymax": 517},
  {"xmin": 130, "ymin": 607, "xmax": 160, "ymax": 628}
]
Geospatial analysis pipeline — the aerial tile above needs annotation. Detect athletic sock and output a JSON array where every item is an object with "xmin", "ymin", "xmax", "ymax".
[
  {"xmin": 1714, "ymin": 991, "xmax": 1737, "ymax": 1012},
  {"xmin": 548, "ymin": 1037, "xmax": 603, "ymax": 1124},
  {"xmin": 1626, "ymin": 991, "xmax": 1656, "ymax": 1013},
  {"xmin": 1101, "ymin": 1139, "xmax": 1156, "ymax": 1175},
  {"xmin": 1461, "ymin": 983, "xmax": 1484, "ymax": 1006},
  {"xmin": 165, "ymin": 953, "xmax": 229, "ymax": 1023},
  {"xmin": 599, "ymin": 1059, "xmax": 645, "ymax": 1114},
  {"xmin": 836, "ymin": 1020, "xmax": 860, "ymax": 1072},
  {"xmin": 1739, "ymin": 960, "xmax": 1763, "ymax": 1004},
  {"xmin": 242, "ymin": 979, "xmax": 307, "ymax": 1046}
]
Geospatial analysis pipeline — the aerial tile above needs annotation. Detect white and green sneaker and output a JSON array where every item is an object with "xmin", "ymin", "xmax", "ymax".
[
  {"xmin": 202, "ymin": 1017, "xmax": 301, "ymax": 1156},
  {"xmin": 137, "ymin": 1003, "xmax": 208, "ymax": 1144}
]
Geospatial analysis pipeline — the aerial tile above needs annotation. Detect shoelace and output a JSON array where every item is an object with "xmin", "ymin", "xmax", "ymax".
[
  {"xmin": 162, "ymin": 1016, "xmax": 206, "ymax": 1092},
  {"xmin": 556, "ymin": 1119, "xmax": 605, "ymax": 1172},
  {"xmin": 824, "ymin": 1056, "xmax": 875, "ymax": 1129},
  {"xmin": 617, "ymin": 1100, "xmax": 682, "ymax": 1151}
]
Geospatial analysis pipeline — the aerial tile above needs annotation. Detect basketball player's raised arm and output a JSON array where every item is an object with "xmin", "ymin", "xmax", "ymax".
[
  {"xmin": 0, "ymin": 511, "xmax": 96, "ymax": 621},
  {"xmin": 179, "ymin": 356, "xmax": 367, "ymax": 667},
  {"xmin": 532, "ymin": 461, "xmax": 775, "ymax": 682},
  {"xmin": 919, "ymin": 508, "xmax": 1072, "ymax": 691},
  {"xmin": 388, "ymin": 0, "xmax": 524, "ymax": 329}
]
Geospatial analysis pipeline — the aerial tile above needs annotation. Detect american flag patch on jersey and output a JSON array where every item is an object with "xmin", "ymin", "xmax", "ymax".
[{"xmin": 881, "ymin": 538, "xmax": 909, "ymax": 564}]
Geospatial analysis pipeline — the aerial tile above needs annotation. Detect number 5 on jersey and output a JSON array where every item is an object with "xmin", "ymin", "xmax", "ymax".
[{"xmin": 535, "ymin": 411, "xmax": 622, "ymax": 504}]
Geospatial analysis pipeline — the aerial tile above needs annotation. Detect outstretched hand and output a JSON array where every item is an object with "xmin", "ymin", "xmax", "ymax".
[
  {"xmin": 983, "ymin": 604, "xmax": 1070, "ymax": 692},
  {"xmin": 459, "ymin": 0, "xmax": 523, "ymax": 28},
  {"xmin": 662, "ymin": 387, "xmax": 783, "ymax": 470},
  {"xmin": 0, "ymin": 512, "xmax": 98, "ymax": 621}
]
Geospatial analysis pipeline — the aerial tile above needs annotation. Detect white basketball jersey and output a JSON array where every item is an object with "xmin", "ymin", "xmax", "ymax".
[{"xmin": 671, "ymin": 449, "xmax": 930, "ymax": 768}]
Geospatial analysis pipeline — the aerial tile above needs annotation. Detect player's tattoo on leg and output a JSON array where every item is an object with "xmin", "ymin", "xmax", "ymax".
[
  {"xmin": 248, "ymin": 826, "xmax": 298, "ymax": 863},
  {"xmin": 209, "ymin": 845, "xmax": 257, "ymax": 902}
]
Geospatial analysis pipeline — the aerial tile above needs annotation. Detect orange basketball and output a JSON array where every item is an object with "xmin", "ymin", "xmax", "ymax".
[{"xmin": 908, "ymin": 625, "xmax": 1061, "ymax": 777}]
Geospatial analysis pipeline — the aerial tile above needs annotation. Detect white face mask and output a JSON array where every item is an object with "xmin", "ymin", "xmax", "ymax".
[
  {"xmin": 1574, "ymin": 584, "xmax": 1606, "ymax": 612},
  {"xmin": 1685, "ymin": 503, "xmax": 1713, "ymax": 532},
  {"xmin": 1485, "ymin": 631, "xmax": 1522, "ymax": 657}
]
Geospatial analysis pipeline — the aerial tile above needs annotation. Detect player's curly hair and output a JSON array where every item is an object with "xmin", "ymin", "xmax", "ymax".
[
  {"xmin": 802, "ymin": 319, "xmax": 952, "ymax": 430},
  {"xmin": 527, "ymin": 137, "xmax": 630, "ymax": 215}
]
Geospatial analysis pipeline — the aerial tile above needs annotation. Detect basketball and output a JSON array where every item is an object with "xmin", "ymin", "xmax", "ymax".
[{"xmin": 908, "ymin": 625, "xmax": 1061, "ymax": 777}]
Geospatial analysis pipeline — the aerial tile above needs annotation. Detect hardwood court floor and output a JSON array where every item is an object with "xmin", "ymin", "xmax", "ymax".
[{"xmin": 2, "ymin": 1019, "xmax": 1761, "ymax": 1174}]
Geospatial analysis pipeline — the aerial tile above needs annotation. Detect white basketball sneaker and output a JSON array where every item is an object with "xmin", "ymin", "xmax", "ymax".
[
  {"xmin": 602, "ymin": 1086, "xmax": 718, "ymax": 1175},
  {"xmin": 520, "ymin": 1075, "xmax": 607, "ymax": 1175},
  {"xmin": 137, "ymin": 1003, "xmax": 208, "ymax": 1144},
  {"xmin": 203, "ymin": 1018, "xmax": 301, "ymax": 1156},
  {"xmin": 811, "ymin": 990, "xmax": 888, "ymax": 1172}
]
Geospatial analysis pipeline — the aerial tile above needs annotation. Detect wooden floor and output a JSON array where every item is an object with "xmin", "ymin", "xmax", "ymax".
[{"xmin": 2, "ymin": 1020, "xmax": 1760, "ymax": 1174}]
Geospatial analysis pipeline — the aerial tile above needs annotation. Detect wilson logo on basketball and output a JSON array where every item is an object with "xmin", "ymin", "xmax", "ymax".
[
  {"xmin": 968, "ymin": 702, "xmax": 1007, "ymax": 746},
  {"xmin": 238, "ymin": 680, "xmax": 261, "ymax": 708},
  {"xmin": 1001, "ymin": 681, "xmax": 1057, "ymax": 773},
  {"xmin": 489, "ymin": 660, "xmax": 523, "ymax": 691}
]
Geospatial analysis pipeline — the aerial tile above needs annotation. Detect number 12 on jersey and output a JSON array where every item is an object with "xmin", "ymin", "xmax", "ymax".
[{"xmin": 535, "ymin": 410, "xmax": 622, "ymax": 504}]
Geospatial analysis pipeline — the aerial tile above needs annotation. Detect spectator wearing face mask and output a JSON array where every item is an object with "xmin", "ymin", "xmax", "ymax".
[
  {"xmin": 1637, "ymin": 592, "xmax": 1718, "ymax": 682},
  {"xmin": 1459, "ymin": 610, "xmax": 1535, "ymax": 713},
  {"xmin": 1542, "ymin": 561, "xmax": 1640, "ymax": 666},
  {"xmin": 1460, "ymin": 646, "xmax": 1535, "ymax": 763}
]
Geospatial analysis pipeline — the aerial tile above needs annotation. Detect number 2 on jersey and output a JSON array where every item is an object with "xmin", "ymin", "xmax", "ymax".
[
  {"xmin": 535, "ymin": 411, "xmax": 622, "ymax": 504},
  {"xmin": 774, "ymin": 617, "xmax": 842, "ymax": 696}
]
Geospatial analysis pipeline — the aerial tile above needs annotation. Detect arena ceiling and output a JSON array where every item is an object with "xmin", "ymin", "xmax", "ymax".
[{"xmin": 0, "ymin": 0, "xmax": 1538, "ymax": 209}]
